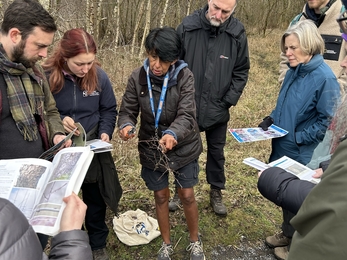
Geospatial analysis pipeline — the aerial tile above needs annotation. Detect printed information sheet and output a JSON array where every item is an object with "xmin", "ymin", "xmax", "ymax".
[
  {"xmin": 243, "ymin": 156, "xmax": 320, "ymax": 184},
  {"xmin": 229, "ymin": 125, "xmax": 288, "ymax": 143}
]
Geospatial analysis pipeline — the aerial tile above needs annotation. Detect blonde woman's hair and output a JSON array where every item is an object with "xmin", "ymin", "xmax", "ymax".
[{"xmin": 280, "ymin": 19, "xmax": 325, "ymax": 55}]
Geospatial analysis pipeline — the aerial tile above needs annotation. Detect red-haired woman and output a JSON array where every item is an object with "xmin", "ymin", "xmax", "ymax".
[{"xmin": 43, "ymin": 28, "xmax": 122, "ymax": 260}]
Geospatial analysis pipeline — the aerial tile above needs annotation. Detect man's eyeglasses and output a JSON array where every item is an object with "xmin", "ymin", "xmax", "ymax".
[{"xmin": 337, "ymin": 10, "xmax": 347, "ymax": 34}]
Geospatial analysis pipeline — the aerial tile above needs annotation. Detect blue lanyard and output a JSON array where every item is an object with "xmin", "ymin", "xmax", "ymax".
[{"xmin": 146, "ymin": 67, "xmax": 169, "ymax": 130}]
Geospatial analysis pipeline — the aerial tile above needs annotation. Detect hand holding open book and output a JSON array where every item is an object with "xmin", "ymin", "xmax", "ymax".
[{"xmin": 0, "ymin": 146, "xmax": 93, "ymax": 236}]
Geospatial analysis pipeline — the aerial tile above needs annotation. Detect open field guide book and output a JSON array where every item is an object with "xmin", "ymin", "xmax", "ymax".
[
  {"xmin": 0, "ymin": 146, "xmax": 94, "ymax": 236},
  {"xmin": 243, "ymin": 156, "xmax": 320, "ymax": 184}
]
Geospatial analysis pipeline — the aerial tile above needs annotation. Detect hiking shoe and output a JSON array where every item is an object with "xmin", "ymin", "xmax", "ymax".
[
  {"xmin": 265, "ymin": 231, "xmax": 291, "ymax": 248},
  {"xmin": 274, "ymin": 246, "xmax": 289, "ymax": 260},
  {"xmin": 157, "ymin": 242, "xmax": 174, "ymax": 260},
  {"xmin": 186, "ymin": 240, "xmax": 206, "ymax": 260},
  {"xmin": 210, "ymin": 189, "xmax": 227, "ymax": 216},
  {"xmin": 169, "ymin": 188, "xmax": 181, "ymax": 212},
  {"xmin": 92, "ymin": 248, "xmax": 109, "ymax": 260}
]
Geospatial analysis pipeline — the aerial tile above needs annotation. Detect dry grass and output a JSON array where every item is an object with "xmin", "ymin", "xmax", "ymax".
[{"xmin": 98, "ymin": 29, "xmax": 284, "ymax": 259}]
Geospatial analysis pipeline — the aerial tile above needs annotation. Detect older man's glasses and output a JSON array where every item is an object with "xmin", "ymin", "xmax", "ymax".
[{"xmin": 337, "ymin": 10, "xmax": 347, "ymax": 34}]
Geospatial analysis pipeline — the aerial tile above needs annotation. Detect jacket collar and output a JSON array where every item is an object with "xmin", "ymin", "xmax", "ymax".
[
  {"xmin": 139, "ymin": 59, "xmax": 187, "ymax": 88},
  {"xmin": 182, "ymin": 5, "xmax": 243, "ymax": 37},
  {"xmin": 287, "ymin": 54, "xmax": 324, "ymax": 77},
  {"xmin": 304, "ymin": 0, "xmax": 337, "ymax": 26}
]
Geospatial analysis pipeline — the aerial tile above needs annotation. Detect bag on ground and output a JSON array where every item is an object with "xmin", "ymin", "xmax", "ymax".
[{"xmin": 112, "ymin": 209, "xmax": 161, "ymax": 246}]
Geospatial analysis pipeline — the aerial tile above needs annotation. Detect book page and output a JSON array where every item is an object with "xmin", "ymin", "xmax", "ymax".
[
  {"xmin": 39, "ymin": 128, "xmax": 76, "ymax": 160},
  {"xmin": 71, "ymin": 122, "xmax": 87, "ymax": 147},
  {"xmin": 243, "ymin": 156, "xmax": 320, "ymax": 185},
  {"xmin": 243, "ymin": 157, "xmax": 270, "ymax": 171},
  {"xmin": 0, "ymin": 158, "xmax": 51, "ymax": 219},
  {"xmin": 30, "ymin": 146, "xmax": 93, "ymax": 236},
  {"xmin": 268, "ymin": 156, "xmax": 320, "ymax": 184}
]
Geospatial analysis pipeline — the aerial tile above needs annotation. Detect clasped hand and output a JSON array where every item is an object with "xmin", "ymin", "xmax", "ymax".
[
  {"xmin": 119, "ymin": 125, "xmax": 136, "ymax": 141},
  {"xmin": 119, "ymin": 126, "xmax": 177, "ymax": 153},
  {"xmin": 159, "ymin": 134, "xmax": 177, "ymax": 153}
]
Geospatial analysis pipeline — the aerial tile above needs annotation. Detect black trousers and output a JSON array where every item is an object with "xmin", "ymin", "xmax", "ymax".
[
  {"xmin": 37, "ymin": 233, "xmax": 49, "ymax": 250},
  {"xmin": 81, "ymin": 182, "xmax": 108, "ymax": 250},
  {"xmin": 281, "ymin": 208, "xmax": 296, "ymax": 238},
  {"xmin": 205, "ymin": 122, "xmax": 227, "ymax": 190}
]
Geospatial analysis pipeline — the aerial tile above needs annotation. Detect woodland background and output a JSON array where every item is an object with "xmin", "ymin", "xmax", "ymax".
[
  {"xmin": 0, "ymin": 0, "xmax": 305, "ymax": 48},
  {"xmin": 0, "ymin": 0, "xmax": 308, "ymax": 259}
]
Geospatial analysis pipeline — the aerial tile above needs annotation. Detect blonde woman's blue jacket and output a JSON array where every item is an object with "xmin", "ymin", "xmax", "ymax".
[{"xmin": 270, "ymin": 54, "xmax": 340, "ymax": 164}]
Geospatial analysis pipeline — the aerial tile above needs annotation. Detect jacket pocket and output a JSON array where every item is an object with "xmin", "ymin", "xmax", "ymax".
[{"xmin": 321, "ymin": 34, "xmax": 342, "ymax": 61}]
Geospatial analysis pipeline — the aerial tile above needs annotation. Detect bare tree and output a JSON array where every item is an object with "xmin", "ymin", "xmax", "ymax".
[
  {"xmin": 159, "ymin": 0, "xmax": 169, "ymax": 28},
  {"xmin": 0, "ymin": 0, "xmax": 307, "ymax": 48},
  {"xmin": 95, "ymin": 0, "xmax": 102, "ymax": 40},
  {"xmin": 260, "ymin": 0, "xmax": 278, "ymax": 36},
  {"xmin": 114, "ymin": 0, "xmax": 120, "ymax": 47},
  {"xmin": 139, "ymin": 0, "xmax": 152, "ymax": 59},
  {"xmin": 86, "ymin": 0, "xmax": 92, "ymax": 33},
  {"xmin": 131, "ymin": 0, "xmax": 145, "ymax": 55},
  {"xmin": 40, "ymin": 0, "xmax": 50, "ymax": 9},
  {"xmin": 186, "ymin": 0, "xmax": 191, "ymax": 16}
]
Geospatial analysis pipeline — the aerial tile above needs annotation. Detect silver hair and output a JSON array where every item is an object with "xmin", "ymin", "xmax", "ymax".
[{"xmin": 280, "ymin": 19, "xmax": 325, "ymax": 55}]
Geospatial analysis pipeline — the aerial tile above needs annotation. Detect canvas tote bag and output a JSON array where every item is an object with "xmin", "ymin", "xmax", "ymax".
[{"xmin": 113, "ymin": 209, "xmax": 161, "ymax": 246}]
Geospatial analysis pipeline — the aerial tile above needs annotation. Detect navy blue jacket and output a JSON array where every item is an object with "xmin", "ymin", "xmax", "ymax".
[
  {"xmin": 52, "ymin": 67, "xmax": 117, "ymax": 138},
  {"xmin": 270, "ymin": 54, "xmax": 340, "ymax": 164}
]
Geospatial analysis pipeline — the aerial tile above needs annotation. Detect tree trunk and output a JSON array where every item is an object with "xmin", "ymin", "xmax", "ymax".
[
  {"xmin": 114, "ymin": 0, "xmax": 120, "ymax": 47},
  {"xmin": 95, "ymin": 0, "xmax": 102, "ymax": 40},
  {"xmin": 131, "ymin": 0, "xmax": 145, "ymax": 55},
  {"xmin": 159, "ymin": 0, "xmax": 169, "ymax": 28},
  {"xmin": 186, "ymin": 0, "xmax": 191, "ymax": 16},
  {"xmin": 139, "ymin": 0, "xmax": 151, "ymax": 59},
  {"xmin": 86, "ymin": 0, "xmax": 91, "ymax": 33}
]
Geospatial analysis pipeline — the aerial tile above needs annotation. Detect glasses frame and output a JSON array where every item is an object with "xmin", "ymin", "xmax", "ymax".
[{"xmin": 337, "ymin": 11, "xmax": 347, "ymax": 34}]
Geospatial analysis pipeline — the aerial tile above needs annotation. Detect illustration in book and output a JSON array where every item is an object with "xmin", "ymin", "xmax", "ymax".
[{"xmin": 0, "ymin": 146, "xmax": 93, "ymax": 236}]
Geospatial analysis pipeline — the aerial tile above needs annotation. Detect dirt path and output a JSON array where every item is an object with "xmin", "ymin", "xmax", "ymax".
[
  {"xmin": 171, "ymin": 241, "xmax": 278, "ymax": 260},
  {"xmin": 210, "ymin": 242, "xmax": 277, "ymax": 260}
]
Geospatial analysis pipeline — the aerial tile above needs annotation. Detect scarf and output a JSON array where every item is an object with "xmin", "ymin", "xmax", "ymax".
[
  {"xmin": 0, "ymin": 44, "xmax": 45, "ymax": 142},
  {"xmin": 305, "ymin": 0, "xmax": 337, "ymax": 26}
]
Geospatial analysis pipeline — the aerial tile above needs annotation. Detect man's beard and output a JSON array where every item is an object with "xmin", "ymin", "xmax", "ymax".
[
  {"xmin": 209, "ymin": 17, "xmax": 222, "ymax": 27},
  {"xmin": 12, "ymin": 40, "xmax": 38, "ymax": 68},
  {"xmin": 208, "ymin": 14, "xmax": 232, "ymax": 27}
]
